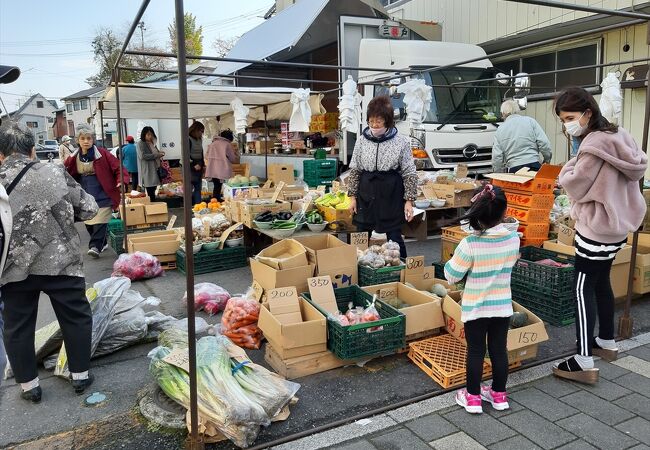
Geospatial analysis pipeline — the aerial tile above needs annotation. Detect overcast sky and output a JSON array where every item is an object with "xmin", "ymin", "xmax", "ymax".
[{"xmin": 0, "ymin": 0, "xmax": 273, "ymax": 110}]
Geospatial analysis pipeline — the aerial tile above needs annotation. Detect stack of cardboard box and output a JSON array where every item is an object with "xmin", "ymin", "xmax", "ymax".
[
  {"xmin": 119, "ymin": 195, "xmax": 170, "ymax": 227},
  {"xmin": 489, "ymin": 165, "xmax": 562, "ymax": 247}
]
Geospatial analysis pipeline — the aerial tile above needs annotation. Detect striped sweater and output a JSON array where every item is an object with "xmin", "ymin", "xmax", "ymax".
[{"xmin": 444, "ymin": 225, "xmax": 520, "ymax": 322}]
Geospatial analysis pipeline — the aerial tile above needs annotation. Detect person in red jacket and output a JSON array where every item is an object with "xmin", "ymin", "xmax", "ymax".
[{"xmin": 65, "ymin": 124, "xmax": 128, "ymax": 258}]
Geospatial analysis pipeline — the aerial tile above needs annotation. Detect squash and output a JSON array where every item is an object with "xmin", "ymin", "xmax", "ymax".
[
  {"xmin": 510, "ymin": 311, "xmax": 528, "ymax": 328},
  {"xmin": 432, "ymin": 283, "xmax": 448, "ymax": 297}
]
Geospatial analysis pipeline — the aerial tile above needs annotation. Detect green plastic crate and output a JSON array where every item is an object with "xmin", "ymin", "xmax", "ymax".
[
  {"xmin": 512, "ymin": 247, "xmax": 575, "ymax": 298},
  {"xmin": 108, "ymin": 218, "xmax": 124, "ymax": 234},
  {"xmin": 433, "ymin": 261, "xmax": 445, "ymax": 279},
  {"xmin": 303, "ymin": 159, "xmax": 337, "ymax": 171},
  {"xmin": 511, "ymin": 287, "xmax": 575, "ymax": 326},
  {"xmin": 358, "ymin": 263, "xmax": 405, "ymax": 287},
  {"xmin": 176, "ymin": 246, "xmax": 247, "ymax": 275},
  {"xmin": 303, "ymin": 285, "xmax": 406, "ymax": 360}
]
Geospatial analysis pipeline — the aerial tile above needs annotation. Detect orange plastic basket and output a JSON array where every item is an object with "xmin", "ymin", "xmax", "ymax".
[{"xmin": 505, "ymin": 192, "xmax": 555, "ymax": 210}]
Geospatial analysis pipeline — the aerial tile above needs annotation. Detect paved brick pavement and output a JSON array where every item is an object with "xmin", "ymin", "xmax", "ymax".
[{"xmin": 274, "ymin": 333, "xmax": 650, "ymax": 450}]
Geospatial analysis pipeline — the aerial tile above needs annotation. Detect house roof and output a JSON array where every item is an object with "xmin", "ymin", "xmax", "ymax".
[
  {"xmin": 1, "ymin": 93, "xmax": 38, "ymax": 118},
  {"xmin": 61, "ymin": 86, "xmax": 105, "ymax": 101}
]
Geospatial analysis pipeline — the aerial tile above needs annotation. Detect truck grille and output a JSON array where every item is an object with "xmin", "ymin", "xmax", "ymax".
[{"xmin": 436, "ymin": 146, "xmax": 492, "ymax": 164}]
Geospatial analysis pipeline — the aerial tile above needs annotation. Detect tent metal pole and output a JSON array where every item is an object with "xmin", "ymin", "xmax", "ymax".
[
  {"xmin": 173, "ymin": 0, "xmax": 202, "ymax": 448},
  {"xmin": 116, "ymin": 0, "xmax": 151, "ymax": 67},
  {"xmin": 620, "ymin": 22, "xmax": 650, "ymax": 339},
  {"xmin": 99, "ymin": 106, "xmax": 105, "ymax": 143},
  {"xmin": 502, "ymin": 0, "xmax": 650, "ymax": 20},
  {"xmin": 113, "ymin": 69, "xmax": 129, "ymax": 249},
  {"xmin": 264, "ymin": 105, "xmax": 269, "ymax": 179}
]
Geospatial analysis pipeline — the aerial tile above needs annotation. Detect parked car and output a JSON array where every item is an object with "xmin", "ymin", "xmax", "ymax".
[{"xmin": 35, "ymin": 139, "xmax": 59, "ymax": 161}]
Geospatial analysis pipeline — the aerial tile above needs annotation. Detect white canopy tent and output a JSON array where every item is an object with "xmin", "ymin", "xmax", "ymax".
[{"xmin": 100, "ymin": 81, "xmax": 325, "ymax": 123}]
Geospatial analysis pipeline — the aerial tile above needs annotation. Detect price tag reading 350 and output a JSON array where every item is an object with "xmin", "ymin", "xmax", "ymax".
[{"xmin": 307, "ymin": 275, "xmax": 337, "ymax": 312}]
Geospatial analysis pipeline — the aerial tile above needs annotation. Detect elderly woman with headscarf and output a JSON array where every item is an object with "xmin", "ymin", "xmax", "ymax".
[
  {"xmin": 64, "ymin": 123, "xmax": 128, "ymax": 258},
  {"xmin": 0, "ymin": 123, "xmax": 98, "ymax": 403},
  {"xmin": 59, "ymin": 135, "xmax": 74, "ymax": 162}
]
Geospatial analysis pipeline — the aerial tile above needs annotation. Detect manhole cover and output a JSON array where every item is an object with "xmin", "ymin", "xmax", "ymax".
[{"xmin": 153, "ymin": 385, "xmax": 186, "ymax": 415}]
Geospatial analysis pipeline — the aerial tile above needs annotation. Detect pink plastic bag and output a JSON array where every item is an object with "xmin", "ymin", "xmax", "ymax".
[
  {"xmin": 111, "ymin": 252, "xmax": 164, "ymax": 280},
  {"xmin": 182, "ymin": 283, "xmax": 231, "ymax": 315}
]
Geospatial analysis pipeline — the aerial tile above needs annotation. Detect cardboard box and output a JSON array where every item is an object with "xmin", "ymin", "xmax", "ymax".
[
  {"xmin": 250, "ymin": 259, "xmax": 315, "ymax": 295},
  {"xmin": 488, "ymin": 164, "xmax": 562, "ymax": 194},
  {"xmin": 400, "ymin": 266, "xmax": 458, "ymax": 294},
  {"xmin": 294, "ymin": 235, "xmax": 358, "ymax": 288},
  {"xmin": 144, "ymin": 202, "xmax": 169, "ymax": 224},
  {"xmin": 442, "ymin": 293, "xmax": 549, "ymax": 363},
  {"xmin": 258, "ymin": 297, "xmax": 327, "ymax": 360},
  {"xmin": 505, "ymin": 206, "xmax": 551, "ymax": 224},
  {"xmin": 557, "ymin": 223, "xmax": 576, "ymax": 246},
  {"xmin": 127, "ymin": 229, "xmax": 180, "ymax": 256},
  {"xmin": 266, "ymin": 287, "xmax": 303, "ymax": 325},
  {"xmin": 542, "ymin": 240, "xmax": 632, "ymax": 265},
  {"xmin": 126, "ymin": 195, "xmax": 151, "ymax": 205},
  {"xmin": 256, "ymin": 239, "xmax": 308, "ymax": 270},
  {"xmin": 119, "ymin": 203, "xmax": 146, "ymax": 226},
  {"xmin": 362, "ymin": 282, "xmax": 444, "ymax": 336},
  {"xmin": 316, "ymin": 205, "xmax": 355, "ymax": 230},
  {"xmin": 239, "ymin": 200, "xmax": 290, "ymax": 228},
  {"xmin": 504, "ymin": 191, "xmax": 555, "ymax": 210},
  {"xmin": 268, "ymin": 164, "xmax": 295, "ymax": 185},
  {"xmin": 627, "ymin": 233, "xmax": 650, "ymax": 294},
  {"xmin": 422, "ymin": 181, "xmax": 476, "ymax": 208}
]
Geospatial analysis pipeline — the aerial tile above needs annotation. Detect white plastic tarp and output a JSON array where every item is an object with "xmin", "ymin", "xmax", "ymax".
[
  {"xmin": 100, "ymin": 82, "xmax": 320, "ymax": 120},
  {"xmin": 396, "ymin": 79, "xmax": 432, "ymax": 128},
  {"xmin": 338, "ymin": 76, "xmax": 362, "ymax": 133},
  {"xmin": 230, "ymin": 97, "xmax": 249, "ymax": 135},
  {"xmin": 289, "ymin": 88, "xmax": 312, "ymax": 132},
  {"xmin": 599, "ymin": 72, "xmax": 623, "ymax": 124}
]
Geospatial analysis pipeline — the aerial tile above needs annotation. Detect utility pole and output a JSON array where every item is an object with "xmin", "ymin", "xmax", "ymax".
[{"xmin": 138, "ymin": 21, "xmax": 146, "ymax": 66}]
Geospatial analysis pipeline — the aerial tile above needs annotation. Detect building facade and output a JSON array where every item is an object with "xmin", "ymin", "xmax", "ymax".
[
  {"xmin": 386, "ymin": 0, "xmax": 650, "ymax": 166},
  {"xmin": 0, "ymin": 93, "xmax": 58, "ymax": 143},
  {"xmin": 61, "ymin": 86, "xmax": 117, "ymax": 146}
]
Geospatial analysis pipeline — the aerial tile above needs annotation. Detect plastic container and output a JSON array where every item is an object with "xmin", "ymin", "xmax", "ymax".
[
  {"xmin": 307, "ymin": 222, "xmax": 328, "ymax": 232},
  {"xmin": 303, "ymin": 286, "xmax": 405, "ymax": 360},
  {"xmin": 358, "ymin": 263, "xmax": 406, "ymax": 287},
  {"xmin": 268, "ymin": 225, "xmax": 297, "ymax": 239},
  {"xmin": 176, "ymin": 246, "xmax": 247, "ymax": 275},
  {"xmin": 225, "ymin": 237, "xmax": 244, "ymax": 247},
  {"xmin": 414, "ymin": 200, "xmax": 431, "ymax": 209},
  {"xmin": 253, "ymin": 220, "xmax": 274, "ymax": 230},
  {"xmin": 430, "ymin": 198, "xmax": 446, "ymax": 208}
]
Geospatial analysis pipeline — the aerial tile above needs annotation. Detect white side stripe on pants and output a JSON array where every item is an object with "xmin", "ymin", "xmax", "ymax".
[{"xmin": 576, "ymin": 272, "xmax": 588, "ymax": 356}]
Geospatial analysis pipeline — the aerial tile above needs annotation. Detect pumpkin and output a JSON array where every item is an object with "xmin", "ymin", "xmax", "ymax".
[{"xmin": 510, "ymin": 311, "xmax": 528, "ymax": 328}]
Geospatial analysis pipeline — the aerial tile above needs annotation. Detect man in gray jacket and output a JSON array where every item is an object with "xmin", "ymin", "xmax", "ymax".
[{"xmin": 492, "ymin": 100, "xmax": 552, "ymax": 173}]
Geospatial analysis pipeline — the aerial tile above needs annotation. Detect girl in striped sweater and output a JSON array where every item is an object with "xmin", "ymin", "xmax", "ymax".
[{"xmin": 444, "ymin": 185, "xmax": 520, "ymax": 414}]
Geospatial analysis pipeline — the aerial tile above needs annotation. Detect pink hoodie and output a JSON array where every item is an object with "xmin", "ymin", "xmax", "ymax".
[{"xmin": 559, "ymin": 128, "xmax": 647, "ymax": 243}]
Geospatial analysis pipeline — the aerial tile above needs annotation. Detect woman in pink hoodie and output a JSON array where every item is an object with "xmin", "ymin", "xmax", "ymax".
[
  {"xmin": 205, "ymin": 129, "xmax": 238, "ymax": 201},
  {"xmin": 554, "ymin": 87, "xmax": 647, "ymax": 384}
]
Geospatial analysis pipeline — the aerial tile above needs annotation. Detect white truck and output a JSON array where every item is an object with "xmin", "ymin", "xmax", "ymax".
[{"xmin": 357, "ymin": 38, "xmax": 528, "ymax": 174}]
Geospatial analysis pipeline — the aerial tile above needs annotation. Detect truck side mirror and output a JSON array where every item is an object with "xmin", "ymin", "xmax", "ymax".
[
  {"xmin": 517, "ymin": 97, "xmax": 528, "ymax": 110},
  {"xmin": 514, "ymin": 73, "xmax": 530, "ymax": 98}
]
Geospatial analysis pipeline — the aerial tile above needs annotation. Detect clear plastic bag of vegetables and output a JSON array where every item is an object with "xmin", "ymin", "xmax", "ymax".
[
  {"xmin": 222, "ymin": 336, "xmax": 300, "ymax": 419},
  {"xmin": 54, "ymin": 277, "xmax": 131, "ymax": 378},
  {"xmin": 221, "ymin": 291, "xmax": 262, "ymax": 350},
  {"xmin": 183, "ymin": 283, "xmax": 231, "ymax": 315},
  {"xmin": 112, "ymin": 252, "xmax": 164, "ymax": 281},
  {"xmin": 94, "ymin": 306, "xmax": 149, "ymax": 357}
]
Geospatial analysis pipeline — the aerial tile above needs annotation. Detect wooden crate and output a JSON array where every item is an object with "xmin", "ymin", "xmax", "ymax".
[{"xmin": 264, "ymin": 345, "xmax": 357, "ymax": 380}]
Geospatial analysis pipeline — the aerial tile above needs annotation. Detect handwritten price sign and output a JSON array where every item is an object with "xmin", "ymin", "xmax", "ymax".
[
  {"xmin": 405, "ymin": 256, "xmax": 425, "ymax": 272},
  {"xmin": 379, "ymin": 287, "xmax": 397, "ymax": 300},
  {"xmin": 350, "ymin": 232, "xmax": 369, "ymax": 250}
]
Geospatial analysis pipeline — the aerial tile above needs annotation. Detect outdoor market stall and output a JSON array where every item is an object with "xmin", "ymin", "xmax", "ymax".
[{"xmin": 94, "ymin": 1, "xmax": 650, "ymax": 447}]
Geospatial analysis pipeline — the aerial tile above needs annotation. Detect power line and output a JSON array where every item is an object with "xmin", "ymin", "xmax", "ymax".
[{"xmin": 0, "ymin": 51, "xmax": 94, "ymax": 57}]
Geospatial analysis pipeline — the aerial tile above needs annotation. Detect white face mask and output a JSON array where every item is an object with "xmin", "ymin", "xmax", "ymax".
[{"xmin": 564, "ymin": 112, "xmax": 587, "ymax": 137}]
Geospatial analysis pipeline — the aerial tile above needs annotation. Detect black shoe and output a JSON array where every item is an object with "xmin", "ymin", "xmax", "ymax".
[
  {"xmin": 70, "ymin": 373, "xmax": 94, "ymax": 395},
  {"xmin": 21, "ymin": 386, "xmax": 42, "ymax": 403}
]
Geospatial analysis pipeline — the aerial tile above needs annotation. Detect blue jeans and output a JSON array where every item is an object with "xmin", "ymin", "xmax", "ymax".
[
  {"xmin": 0, "ymin": 299, "xmax": 6, "ymax": 386},
  {"xmin": 191, "ymin": 174, "xmax": 202, "ymax": 205}
]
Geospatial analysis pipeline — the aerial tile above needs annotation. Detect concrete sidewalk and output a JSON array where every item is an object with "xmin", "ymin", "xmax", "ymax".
[{"xmin": 276, "ymin": 332, "xmax": 650, "ymax": 450}]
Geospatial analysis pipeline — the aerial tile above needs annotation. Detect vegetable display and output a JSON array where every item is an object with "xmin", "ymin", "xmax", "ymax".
[
  {"xmin": 510, "ymin": 311, "xmax": 529, "ymax": 329},
  {"xmin": 306, "ymin": 210, "xmax": 324, "ymax": 224},
  {"xmin": 149, "ymin": 334, "xmax": 300, "ymax": 448},
  {"xmin": 331, "ymin": 301, "xmax": 382, "ymax": 329},
  {"xmin": 314, "ymin": 192, "xmax": 351, "ymax": 210},
  {"xmin": 221, "ymin": 296, "xmax": 263, "ymax": 349},
  {"xmin": 358, "ymin": 242, "xmax": 402, "ymax": 268},
  {"xmin": 183, "ymin": 283, "xmax": 231, "ymax": 315},
  {"xmin": 112, "ymin": 252, "xmax": 164, "ymax": 280}
]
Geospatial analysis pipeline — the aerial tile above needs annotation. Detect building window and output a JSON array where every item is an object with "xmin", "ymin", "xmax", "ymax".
[
  {"xmin": 73, "ymin": 101, "xmax": 80, "ymax": 111},
  {"xmin": 66, "ymin": 104, "xmax": 72, "ymax": 113},
  {"xmin": 26, "ymin": 121, "xmax": 38, "ymax": 128},
  {"xmin": 47, "ymin": 117, "xmax": 54, "ymax": 123},
  {"xmin": 494, "ymin": 42, "xmax": 600, "ymax": 97},
  {"xmin": 36, "ymin": 101, "xmax": 44, "ymax": 108},
  {"xmin": 80, "ymin": 99, "xmax": 88, "ymax": 110}
]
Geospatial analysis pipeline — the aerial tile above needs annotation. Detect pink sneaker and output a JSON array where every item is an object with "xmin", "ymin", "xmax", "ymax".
[
  {"xmin": 480, "ymin": 385, "xmax": 510, "ymax": 411},
  {"xmin": 455, "ymin": 388, "xmax": 483, "ymax": 414}
]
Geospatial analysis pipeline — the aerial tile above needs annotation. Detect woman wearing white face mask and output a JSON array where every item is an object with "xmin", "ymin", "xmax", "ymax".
[
  {"xmin": 347, "ymin": 95, "xmax": 417, "ymax": 258},
  {"xmin": 553, "ymin": 87, "xmax": 647, "ymax": 385}
]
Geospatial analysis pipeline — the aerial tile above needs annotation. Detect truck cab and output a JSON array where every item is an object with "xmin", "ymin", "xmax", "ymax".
[{"xmin": 358, "ymin": 39, "xmax": 508, "ymax": 175}]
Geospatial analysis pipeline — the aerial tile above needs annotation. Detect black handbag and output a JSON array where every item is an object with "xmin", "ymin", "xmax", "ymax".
[{"xmin": 157, "ymin": 166, "xmax": 169, "ymax": 181}]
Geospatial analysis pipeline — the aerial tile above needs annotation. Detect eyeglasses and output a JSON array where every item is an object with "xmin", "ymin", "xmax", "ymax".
[{"xmin": 368, "ymin": 118, "xmax": 385, "ymax": 126}]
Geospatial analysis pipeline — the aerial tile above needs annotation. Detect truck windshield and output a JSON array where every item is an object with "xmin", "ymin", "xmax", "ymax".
[{"xmin": 423, "ymin": 68, "xmax": 502, "ymax": 124}]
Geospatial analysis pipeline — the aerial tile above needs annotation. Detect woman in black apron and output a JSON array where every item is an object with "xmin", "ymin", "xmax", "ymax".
[{"xmin": 348, "ymin": 96, "xmax": 418, "ymax": 258}]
